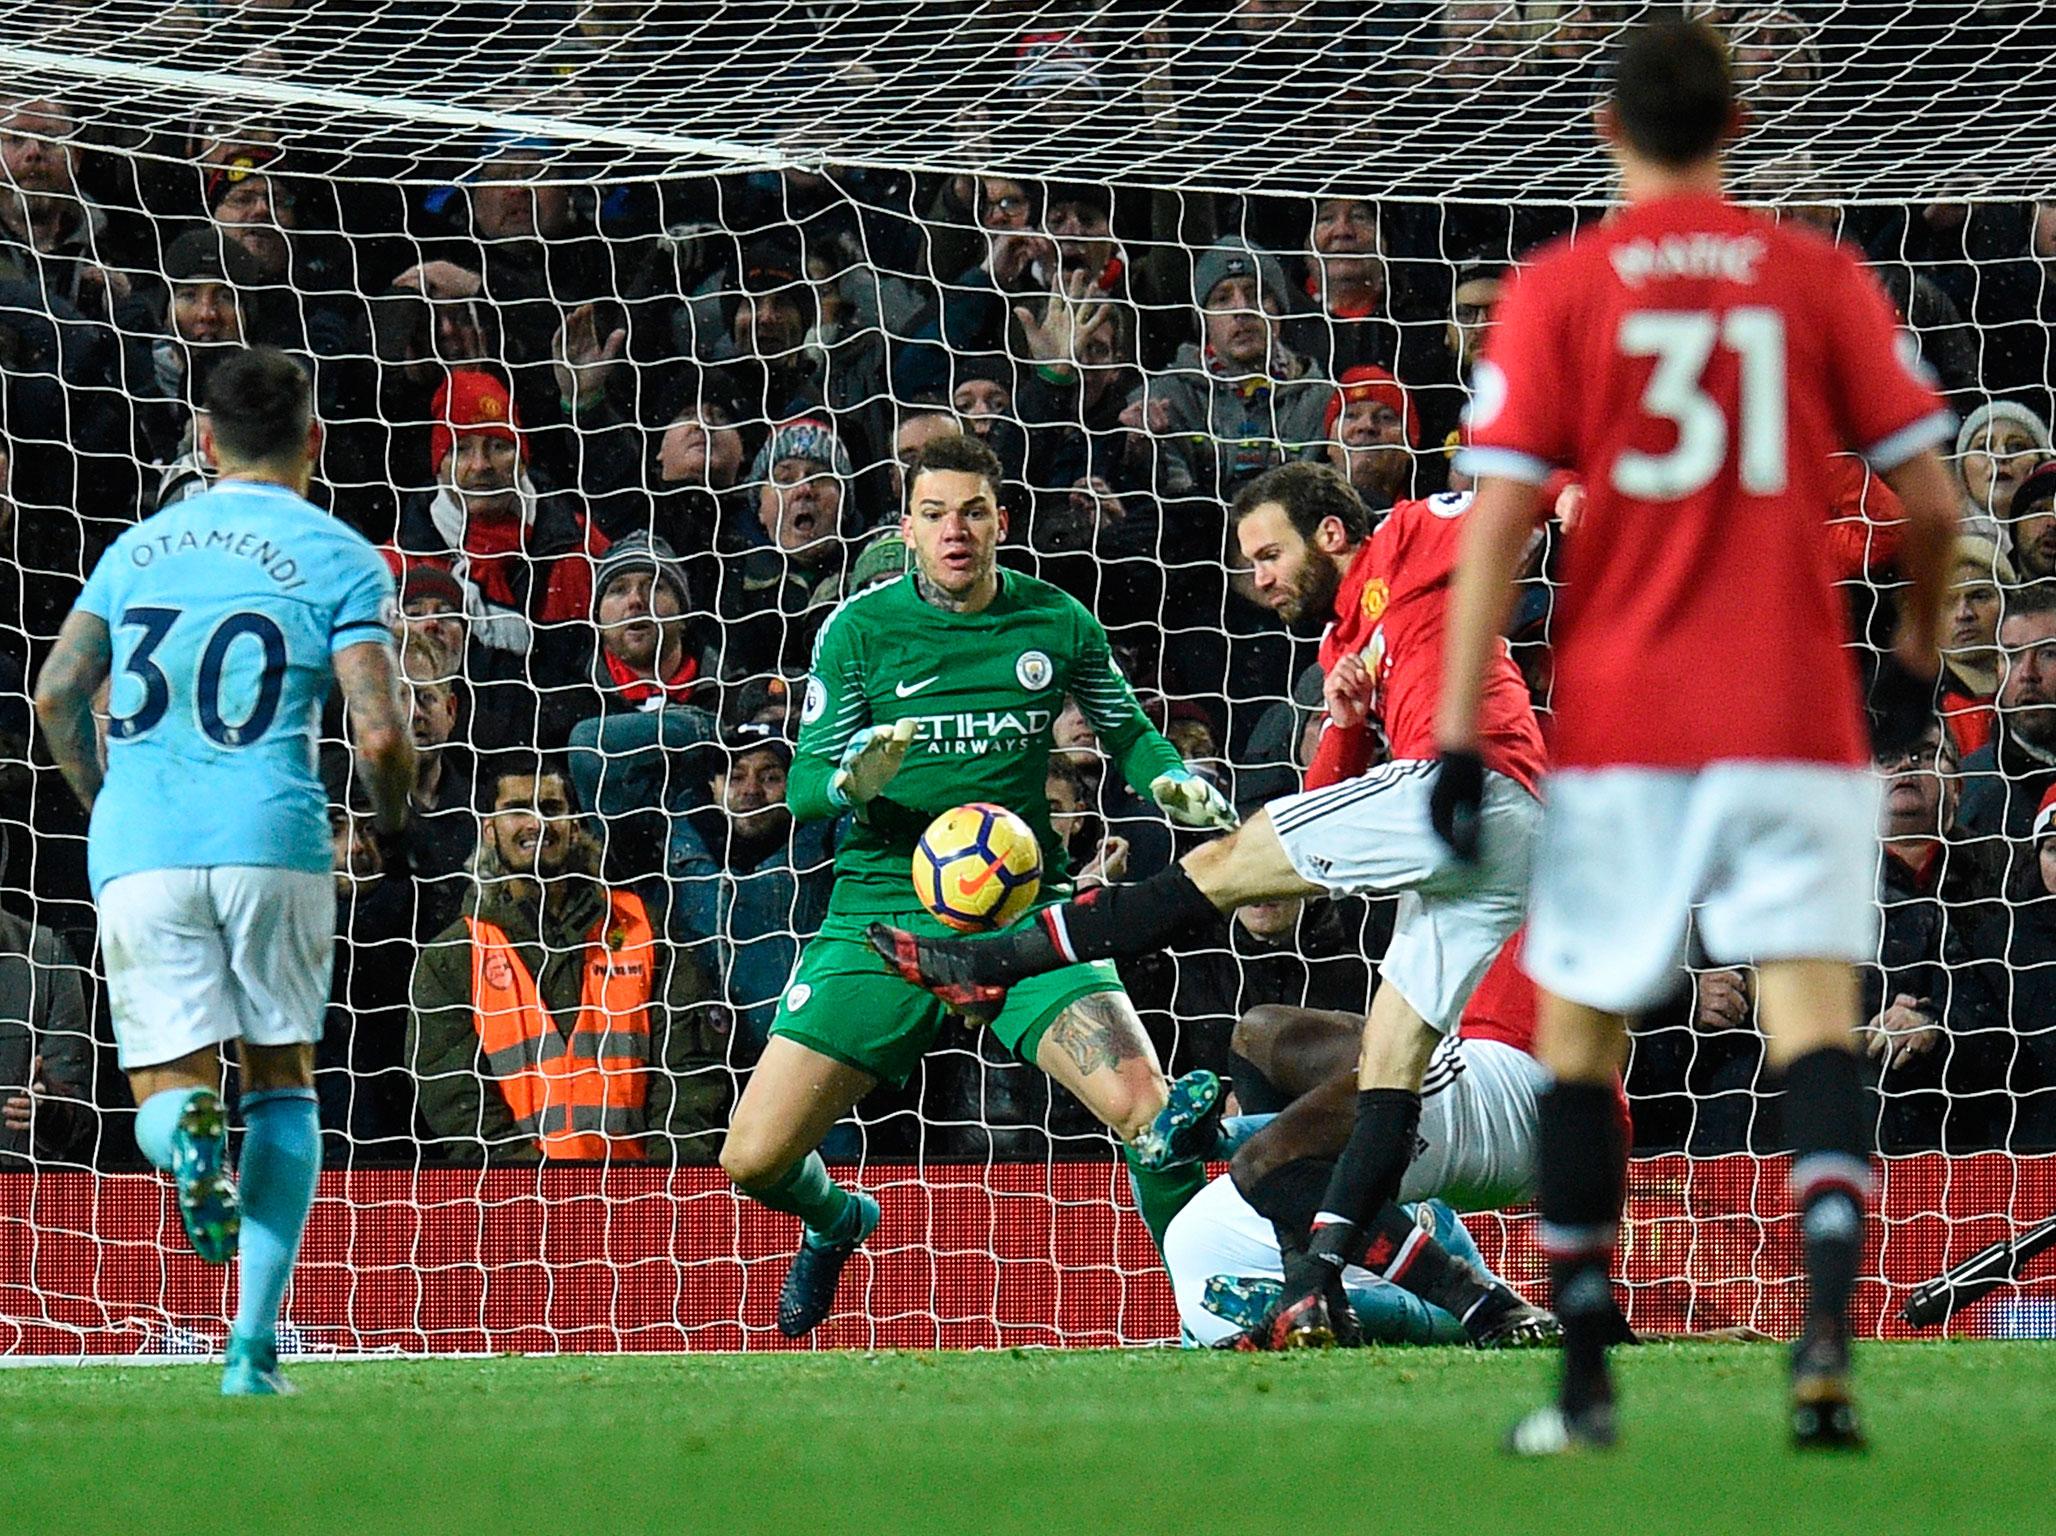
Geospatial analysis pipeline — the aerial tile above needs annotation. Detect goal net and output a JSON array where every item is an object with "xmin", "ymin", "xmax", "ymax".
[{"xmin": 3, "ymin": 0, "xmax": 2054, "ymax": 1358}]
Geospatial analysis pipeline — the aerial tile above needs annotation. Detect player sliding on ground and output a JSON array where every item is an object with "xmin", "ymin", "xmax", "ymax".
[
  {"xmin": 1165, "ymin": 937, "xmax": 1595, "ymax": 1349},
  {"xmin": 873, "ymin": 461, "xmax": 1558, "ymax": 1349},
  {"xmin": 33, "ymin": 347, "xmax": 414, "ymax": 1395},
  {"xmin": 1433, "ymin": 19, "xmax": 1961, "ymax": 1454},
  {"xmin": 717, "ymin": 431, "xmax": 1238, "ymax": 1338}
]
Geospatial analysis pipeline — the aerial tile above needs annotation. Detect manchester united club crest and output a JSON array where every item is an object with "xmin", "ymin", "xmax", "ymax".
[
  {"xmin": 1016, "ymin": 649, "xmax": 1054, "ymax": 691},
  {"xmin": 1360, "ymin": 578, "xmax": 1389, "ymax": 622}
]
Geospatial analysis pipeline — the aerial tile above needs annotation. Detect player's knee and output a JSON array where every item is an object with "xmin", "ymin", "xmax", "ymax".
[
  {"xmin": 718, "ymin": 1125, "xmax": 786, "ymax": 1191},
  {"xmin": 1230, "ymin": 1005, "xmax": 1296, "ymax": 1078}
]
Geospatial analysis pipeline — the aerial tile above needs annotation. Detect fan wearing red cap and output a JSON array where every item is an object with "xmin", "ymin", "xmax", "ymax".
[
  {"xmin": 1325, "ymin": 364, "xmax": 1418, "ymax": 508},
  {"xmin": 388, "ymin": 368, "xmax": 608, "ymax": 698}
]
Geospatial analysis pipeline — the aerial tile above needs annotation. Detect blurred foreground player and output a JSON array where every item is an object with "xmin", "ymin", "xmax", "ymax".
[
  {"xmin": 1435, "ymin": 20, "xmax": 1960, "ymax": 1452},
  {"xmin": 34, "ymin": 348, "xmax": 414, "ymax": 1394}
]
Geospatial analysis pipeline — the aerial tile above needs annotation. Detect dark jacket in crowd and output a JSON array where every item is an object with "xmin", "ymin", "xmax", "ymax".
[{"xmin": 0, "ymin": 909, "xmax": 94, "ymax": 1167}]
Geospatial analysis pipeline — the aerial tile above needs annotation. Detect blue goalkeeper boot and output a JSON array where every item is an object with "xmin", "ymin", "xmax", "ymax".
[
  {"xmin": 167, "ymin": 1089, "xmax": 240, "ymax": 1264},
  {"xmin": 1131, "ymin": 1070, "xmax": 1224, "ymax": 1172},
  {"xmin": 778, "ymin": 1192, "xmax": 880, "ymax": 1339},
  {"xmin": 221, "ymin": 1332, "xmax": 295, "ymax": 1397}
]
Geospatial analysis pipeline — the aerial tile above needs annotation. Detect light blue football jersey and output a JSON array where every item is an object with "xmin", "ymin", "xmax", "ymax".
[{"xmin": 74, "ymin": 480, "xmax": 396, "ymax": 895}]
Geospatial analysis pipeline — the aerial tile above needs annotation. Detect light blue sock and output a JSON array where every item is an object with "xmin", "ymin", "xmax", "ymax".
[
  {"xmin": 135, "ymin": 1086, "xmax": 207, "ymax": 1171},
  {"xmin": 233, "ymin": 1088, "xmax": 321, "ymax": 1349}
]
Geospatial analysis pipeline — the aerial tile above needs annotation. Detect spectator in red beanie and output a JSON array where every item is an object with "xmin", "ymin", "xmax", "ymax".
[
  {"xmin": 1325, "ymin": 364, "xmax": 1417, "ymax": 509},
  {"xmin": 390, "ymin": 368, "xmax": 609, "ymax": 722}
]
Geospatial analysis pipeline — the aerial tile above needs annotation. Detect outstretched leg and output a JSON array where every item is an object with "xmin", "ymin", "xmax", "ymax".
[{"xmin": 869, "ymin": 811, "xmax": 1320, "ymax": 1006}]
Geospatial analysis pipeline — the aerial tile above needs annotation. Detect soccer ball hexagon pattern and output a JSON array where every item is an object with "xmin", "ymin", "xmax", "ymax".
[{"xmin": 911, "ymin": 802, "xmax": 1044, "ymax": 932}]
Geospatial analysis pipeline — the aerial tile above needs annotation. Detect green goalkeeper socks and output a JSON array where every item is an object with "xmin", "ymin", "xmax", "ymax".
[
  {"xmin": 1123, "ymin": 1145, "xmax": 1206, "ymax": 1255},
  {"xmin": 744, "ymin": 1152, "xmax": 856, "ymax": 1240}
]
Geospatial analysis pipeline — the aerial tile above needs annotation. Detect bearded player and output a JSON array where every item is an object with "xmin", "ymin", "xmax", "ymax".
[
  {"xmin": 1434, "ymin": 19, "xmax": 1960, "ymax": 1452},
  {"xmin": 873, "ymin": 461, "xmax": 1557, "ymax": 1348},
  {"xmin": 718, "ymin": 431, "xmax": 1238, "ymax": 1338}
]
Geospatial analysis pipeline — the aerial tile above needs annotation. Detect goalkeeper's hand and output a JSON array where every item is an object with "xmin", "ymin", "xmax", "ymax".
[
  {"xmin": 1150, "ymin": 765, "xmax": 1239, "ymax": 831},
  {"xmin": 828, "ymin": 718, "xmax": 917, "ymax": 807}
]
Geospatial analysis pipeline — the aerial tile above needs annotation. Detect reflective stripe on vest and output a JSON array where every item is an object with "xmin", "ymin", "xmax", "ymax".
[{"xmin": 466, "ymin": 890, "xmax": 656, "ymax": 1160}]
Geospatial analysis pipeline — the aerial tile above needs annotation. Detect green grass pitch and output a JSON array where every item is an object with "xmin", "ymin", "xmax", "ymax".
[{"xmin": 3, "ymin": 1342, "xmax": 2046, "ymax": 1535}]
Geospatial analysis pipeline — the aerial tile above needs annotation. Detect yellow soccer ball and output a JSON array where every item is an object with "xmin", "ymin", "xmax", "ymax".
[{"xmin": 911, "ymin": 802, "xmax": 1043, "ymax": 932}]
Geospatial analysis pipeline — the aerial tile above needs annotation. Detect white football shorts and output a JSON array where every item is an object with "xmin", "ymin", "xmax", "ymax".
[
  {"xmin": 1162, "ymin": 1036, "xmax": 1545, "ymax": 1347},
  {"xmin": 1266, "ymin": 761, "xmax": 1539, "ymax": 1033},
  {"xmin": 1526, "ymin": 762, "xmax": 1883, "ymax": 1015},
  {"xmin": 98, "ymin": 866, "xmax": 336, "ymax": 1069}
]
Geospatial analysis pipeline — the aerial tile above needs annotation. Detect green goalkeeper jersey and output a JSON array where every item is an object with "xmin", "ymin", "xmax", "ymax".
[{"xmin": 788, "ymin": 568, "xmax": 1184, "ymax": 921}]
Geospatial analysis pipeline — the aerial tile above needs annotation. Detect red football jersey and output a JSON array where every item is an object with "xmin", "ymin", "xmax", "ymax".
[
  {"xmin": 1455, "ymin": 931, "xmax": 1537, "ymax": 1054},
  {"xmin": 1462, "ymin": 192, "xmax": 1952, "ymax": 771},
  {"xmin": 1308, "ymin": 493, "xmax": 1548, "ymax": 796}
]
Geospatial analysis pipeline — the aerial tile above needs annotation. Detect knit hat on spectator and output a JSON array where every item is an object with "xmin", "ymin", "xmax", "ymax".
[
  {"xmin": 203, "ymin": 145, "xmax": 281, "ymax": 213},
  {"xmin": 747, "ymin": 415, "xmax": 853, "ymax": 486},
  {"xmin": 1956, "ymin": 400, "xmax": 2051, "ymax": 460},
  {"xmin": 2034, "ymin": 783, "xmax": 2056, "ymax": 843},
  {"xmin": 399, "ymin": 562, "xmax": 465, "ymax": 612},
  {"xmin": 430, "ymin": 370, "xmax": 527, "ymax": 476},
  {"xmin": 592, "ymin": 530, "xmax": 690, "ymax": 613},
  {"xmin": 723, "ymin": 718, "xmax": 795, "ymax": 768},
  {"xmin": 163, "ymin": 227, "xmax": 264, "ymax": 289},
  {"xmin": 2009, "ymin": 461, "xmax": 2056, "ymax": 523},
  {"xmin": 1193, "ymin": 238, "xmax": 1292, "ymax": 310},
  {"xmin": 740, "ymin": 237, "xmax": 805, "ymax": 294},
  {"xmin": 1954, "ymin": 532, "xmax": 2018, "ymax": 589},
  {"xmin": 1013, "ymin": 32, "xmax": 1102, "ymax": 99},
  {"xmin": 726, "ymin": 676, "xmax": 791, "ymax": 731},
  {"xmin": 1323, "ymin": 364, "xmax": 1419, "ymax": 448},
  {"xmin": 847, "ymin": 532, "xmax": 911, "ymax": 591}
]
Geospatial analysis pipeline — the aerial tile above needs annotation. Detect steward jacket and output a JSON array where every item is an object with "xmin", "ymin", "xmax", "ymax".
[{"xmin": 409, "ymin": 875, "xmax": 729, "ymax": 1163}]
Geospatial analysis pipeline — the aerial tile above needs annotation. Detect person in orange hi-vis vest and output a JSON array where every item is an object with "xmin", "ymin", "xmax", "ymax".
[{"xmin": 407, "ymin": 755, "xmax": 731, "ymax": 1163}]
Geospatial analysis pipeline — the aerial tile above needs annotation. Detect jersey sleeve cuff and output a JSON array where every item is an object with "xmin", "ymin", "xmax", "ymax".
[
  {"xmin": 330, "ymin": 618, "xmax": 396, "ymax": 651},
  {"xmin": 1861, "ymin": 408, "xmax": 1957, "ymax": 473},
  {"xmin": 1452, "ymin": 446, "xmax": 1554, "ymax": 485}
]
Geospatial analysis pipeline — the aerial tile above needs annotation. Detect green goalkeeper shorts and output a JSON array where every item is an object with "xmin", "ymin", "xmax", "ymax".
[{"xmin": 768, "ymin": 906, "xmax": 1124, "ymax": 1086}]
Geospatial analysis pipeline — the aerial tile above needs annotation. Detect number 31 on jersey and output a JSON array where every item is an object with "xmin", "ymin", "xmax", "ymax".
[{"xmin": 1614, "ymin": 307, "xmax": 1787, "ymax": 501}]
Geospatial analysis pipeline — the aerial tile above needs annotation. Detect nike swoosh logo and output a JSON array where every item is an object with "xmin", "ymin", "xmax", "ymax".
[{"xmin": 895, "ymin": 677, "xmax": 941, "ymax": 698}]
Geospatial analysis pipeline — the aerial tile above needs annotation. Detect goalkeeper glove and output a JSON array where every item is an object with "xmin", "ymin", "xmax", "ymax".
[
  {"xmin": 1428, "ymin": 750, "xmax": 1485, "ymax": 863},
  {"xmin": 828, "ymin": 718, "xmax": 917, "ymax": 807},
  {"xmin": 1150, "ymin": 765, "xmax": 1239, "ymax": 831}
]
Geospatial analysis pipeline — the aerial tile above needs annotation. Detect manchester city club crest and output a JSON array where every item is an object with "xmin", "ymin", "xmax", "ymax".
[{"xmin": 1016, "ymin": 649, "xmax": 1053, "ymax": 690}]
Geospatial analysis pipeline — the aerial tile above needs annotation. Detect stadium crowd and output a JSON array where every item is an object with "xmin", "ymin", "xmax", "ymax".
[{"xmin": 2, "ymin": 2, "xmax": 2055, "ymax": 1171}]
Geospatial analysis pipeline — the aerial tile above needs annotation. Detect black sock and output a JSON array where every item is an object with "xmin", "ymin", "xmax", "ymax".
[
  {"xmin": 1353, "ymin": 1203, "xmax": 1499, "ymax": 1328},
  {"xmin": 950, "ymin": 862, "xmax": 1220, "ymax": 985},
  {"xmin": 1784, "ymin": 1046, "xmax": 1871, "ymax": 1340},
  {"xmin": 1311, "ymin": 1089, "xmax": 1421, "ymax": 1241},
  {"xmin": 1537, "ymin": 1080, "xmax": 1626, "ymax": 1416},
  {"xmin": 1242, "ymin": 1156, "xmax": 1332, "ymax": 1258},
  {"xmin": 1227, "ymin": 1051, "xmax": 1288, "ymax": 1116}
]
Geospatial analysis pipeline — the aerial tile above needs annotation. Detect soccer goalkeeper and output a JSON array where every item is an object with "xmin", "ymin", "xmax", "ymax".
[{"xmin": 717, "ymin": 431, "xmax": 1238, "ymax": 1338}]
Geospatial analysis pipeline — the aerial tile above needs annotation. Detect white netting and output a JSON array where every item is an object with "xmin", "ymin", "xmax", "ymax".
[{"xmin": 2, "ymin": 1, "xmax": 2055, "ymax": 1356}]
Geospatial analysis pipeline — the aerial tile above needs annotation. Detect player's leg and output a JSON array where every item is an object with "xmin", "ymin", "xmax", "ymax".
[
  {"xmin": 722, "ymin": 1036, "xmax": 882, "ymax": 1337},
  {"xmin": 1519, "ymin": 991, "xmax": 1633, "ymax": 1450},
  {"xmin": 211, "ymin": 867, "xmax": 335, "ymax": 1395},
  {"xmin": 1757, "ymin": 959, "xmax": 1870, "ymax": 1449},
  {"xmin": 1017, "ymin": 984, "xmax": 1210, "ymax": 1251},
  {"xmin": 869, "ymin": 795, "xmax": 1330, "ymax": 1004},
  {"xmin": 1697, "ymin": 762, "xmax": 1883, "ymax": 1449},
  {"xmin": 1229, "ymin": 1004, "xmax": 1362, "ymax": 1103},
  {"xmin": 102, "ymin": 869, "xmax": 246, "ymax": 1266}
]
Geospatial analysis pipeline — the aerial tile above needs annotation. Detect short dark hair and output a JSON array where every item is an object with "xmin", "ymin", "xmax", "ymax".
[
  {"xmin": 1611, "ymin": 19, "xmax": 1736, "ymax": 168},
  {"xmin": 202, "ymin": 345, "xmax": 313, "ymax": 464},
  {"xmin": 1231, "ymin": 462, "xmax": 1370, "ymax": 545},
  {"xmin": 2002, "ymin": 583, "xmax": 2056, "ymax": 624},
  {"xmin": 479, "ymin": 751, "xmax": 575, "ymax": 811},
  {"xmin": 906, "ymin": 432, "xmax": 1004, "ymax": 502}
]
